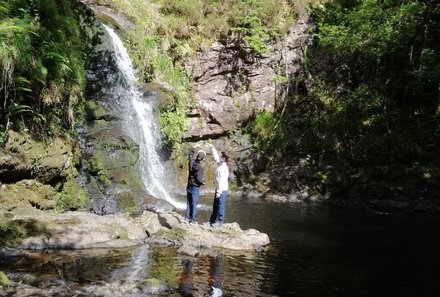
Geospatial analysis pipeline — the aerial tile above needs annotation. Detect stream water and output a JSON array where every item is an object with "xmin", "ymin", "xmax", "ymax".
[{"xmin": 2, "ymin": 198, "xmax": 440, "ymax": 296}]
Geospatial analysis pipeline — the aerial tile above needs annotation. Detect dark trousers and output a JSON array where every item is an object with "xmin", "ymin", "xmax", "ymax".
[
  {"xmin": 185, "ymin": 185, "xmax": 200, "ymax": 222},
  {"xmin": 210, "ymin": 190, "xmax": 227, "ymax": 224}
]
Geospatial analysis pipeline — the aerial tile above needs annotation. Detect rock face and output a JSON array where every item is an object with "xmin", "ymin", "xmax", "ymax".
[
  {"xmin": 0, "ymin": 131, "xmax": 73, "ymax": 185},
  {"xmin": 184, "ymin": 14, "xmax": 311, "ymax": 140}
]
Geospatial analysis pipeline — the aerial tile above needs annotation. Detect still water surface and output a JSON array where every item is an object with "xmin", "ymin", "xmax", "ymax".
[{"xmin": 2, "ymin": 197, "xmax": 440, "ymax": 297}]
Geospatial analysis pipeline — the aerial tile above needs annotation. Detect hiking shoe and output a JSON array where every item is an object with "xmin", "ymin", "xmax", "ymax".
[
  {"xmin": 189, "ymin": 221, "xmax": 198, "ymax": 226},
  {"xmin": 184, "ymin": 219, "xmax": 190, "ymax": 224},
  {"xmin": 211, "ymin": 222, "xmax": 223, "ymax": 228}
]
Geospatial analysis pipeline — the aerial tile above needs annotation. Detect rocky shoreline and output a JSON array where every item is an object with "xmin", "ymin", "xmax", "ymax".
[{"xmin": 0, "ymin": 206, "xmax": 269, "ymax": 254}]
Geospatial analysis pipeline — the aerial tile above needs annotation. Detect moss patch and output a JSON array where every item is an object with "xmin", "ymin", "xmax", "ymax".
[
  {"xmin": 154, "ymin": 227, "xmax": 186, "ymax": 241},
  {"xmin": 56, "ymin": 177, "xmax": 88, "ymax": 211},
  {"xmin": 0, "ymin": 271, "xmax": 9, "ymax": 286}
]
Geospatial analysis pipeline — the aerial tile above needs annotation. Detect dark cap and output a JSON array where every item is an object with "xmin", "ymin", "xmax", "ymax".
[{"xmin": 197, "ymin": 150, "xmax": 206, "ymax": 160}]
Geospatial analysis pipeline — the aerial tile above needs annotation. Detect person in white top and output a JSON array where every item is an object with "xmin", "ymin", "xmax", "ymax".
[{"xmin": 209, "ymin": 144, "xmax": 231, "ymax": 228}]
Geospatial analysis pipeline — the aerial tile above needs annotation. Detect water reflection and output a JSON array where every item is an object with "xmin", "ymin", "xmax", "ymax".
[
  {"xmin": 2, "ymin": 199, "xmax": 440, "ymax": 297},
  {"xmin": 179, "ymin": 255, "xmax": 224, "ymax": 297},
  {"xmin": 179, "ymin": 259, "xmax": 196, "ymax": 296},
  {"xmin": 207, "ymin": 255, "xmax": 222, "ymax": 295}
]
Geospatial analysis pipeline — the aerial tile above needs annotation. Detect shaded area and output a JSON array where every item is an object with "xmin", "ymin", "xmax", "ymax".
[{"xmin": 0, "ymin": 217, "xmax": 52, "ymax": 248}]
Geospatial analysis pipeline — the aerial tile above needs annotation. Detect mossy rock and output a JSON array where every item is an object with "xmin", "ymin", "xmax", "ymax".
[
  {"xmin": 0, "ymin": 130, "xmax": 74, "ymax": 184},
  {"xmin": 57, "ymin": 177, "xmax": 88, "ymax": 211},
  {"xmin": 83, "ymin": 129, "xmax": 144, "ymax": 197},
  {"xmin": 84, "ymin": 100, "xmax": 119, "ymax": 121},
  {"xmin": 0, "ymin": 180, "xmax": 56, "ymax": 211},
  {"xmin": 155, "ymin": 227, "xmax": 187, "ymax": 242}
]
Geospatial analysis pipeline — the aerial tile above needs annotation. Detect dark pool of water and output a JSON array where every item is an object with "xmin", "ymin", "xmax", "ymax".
[
  {"xmin": 2, "ymin": 197, "xmax": 440, "ymax": 297},
  {"xmin": 192, "ymin": 195, "xmax": 440, "ymax": 297}
]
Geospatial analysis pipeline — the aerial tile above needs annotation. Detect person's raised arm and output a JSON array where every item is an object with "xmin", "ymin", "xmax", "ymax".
[
  {"xmin": 188, "ymin": 149, "xmax": 195, "ymax": 172},
  {"xmin": 211, "ymin": 145, "xmax": 220, "ymax": 163}
]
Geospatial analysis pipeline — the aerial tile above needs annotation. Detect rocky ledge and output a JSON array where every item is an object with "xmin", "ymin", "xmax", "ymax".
[{"xmin": 1, "ymin": 207, "xmax": 269, "ymax": 254}]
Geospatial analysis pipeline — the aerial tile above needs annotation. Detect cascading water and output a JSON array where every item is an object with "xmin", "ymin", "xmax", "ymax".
[{"xmin": 101, "ymin": 24, "xmax": 186, "ymax": 209}]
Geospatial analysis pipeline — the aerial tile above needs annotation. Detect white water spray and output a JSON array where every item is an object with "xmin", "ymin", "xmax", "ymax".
[{"xmin": 103, "ymin": 24, "xmax": 186, "ymax": 209}]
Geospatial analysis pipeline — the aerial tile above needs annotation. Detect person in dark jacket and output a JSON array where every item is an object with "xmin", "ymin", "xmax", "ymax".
[{"xmin": 185, "ymin": 149, "xmax": 206, "ymax": 225}]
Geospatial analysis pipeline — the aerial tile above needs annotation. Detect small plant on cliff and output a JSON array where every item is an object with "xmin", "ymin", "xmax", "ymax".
[
  {"xmin": 247, "ymin": 110, "xmax": 277, "ymax": 151},
  {"xmin": 230, "ymin": 11, "xmax": 271, "ymax": 54}
]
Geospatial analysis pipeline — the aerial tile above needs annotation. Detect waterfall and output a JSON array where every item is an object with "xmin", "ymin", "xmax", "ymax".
[{"xmin": 102, "ymin": 24, "xmax": 186, "ymax": 210}]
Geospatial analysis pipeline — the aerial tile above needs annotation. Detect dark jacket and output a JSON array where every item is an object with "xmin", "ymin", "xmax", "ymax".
[{"xmin": 187, "ymin": 154, "xmax": 204, "ymax": 187}]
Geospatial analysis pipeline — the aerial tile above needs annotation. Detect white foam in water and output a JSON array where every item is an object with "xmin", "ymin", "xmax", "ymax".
[{"xmin": 102, "ymin": 24, "xmax": 187, "ymax": 209}]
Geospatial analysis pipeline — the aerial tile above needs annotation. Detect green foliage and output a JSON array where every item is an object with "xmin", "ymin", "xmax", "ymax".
[
  {"xmin": 245, "ymin": 0, "xmax": 439, "ymax": 199},
  {"xmin": 248, "ymin": 111, "xmax": 277, "ymax": 150},
  {"xmin": 313, "ymin": 0, "xmax": 439, "ymax": 108},
  {"xmin": 0, "ymin": 0, "xmax": 87, "ymax": 142},
  {"xmin": 231, "ymin": 13, "xmax": 271, "ymax": 54},
  {"xmin": 159, "ymin": 92, "xmax": 187, "ymax": 145}
]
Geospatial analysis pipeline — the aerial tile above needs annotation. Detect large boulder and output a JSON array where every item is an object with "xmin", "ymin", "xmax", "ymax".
[{"xmin": 147, "ymin": 212, "xmax": 270, "ymax": 252}]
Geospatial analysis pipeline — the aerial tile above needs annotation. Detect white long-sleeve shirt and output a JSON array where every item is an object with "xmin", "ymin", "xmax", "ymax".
[{"xmin": 212, "ymin": 146, "xmax": 229, "ymax": 191}]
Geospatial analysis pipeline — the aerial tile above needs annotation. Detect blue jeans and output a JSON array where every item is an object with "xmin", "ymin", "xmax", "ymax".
[
  {"xmin": 210, "ymin": 190, "xmax": 227, "ymax": 224},
  {"xmin": 186, "ymin": 185, "xmax": 200, "ymax": 222}
]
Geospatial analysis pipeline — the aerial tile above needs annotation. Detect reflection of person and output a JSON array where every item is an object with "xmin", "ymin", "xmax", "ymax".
[
  {"xmin": 209, "ymin": 145, "xmax": 231, "ymax": 228},
  {"xmin": 179, "ymin": 259, "xmax": 195, "ymax": 296},
  {"xmin": 207, "ymin": 255, "xmax": 223, "ymax": 296},
  {"xmin": 185, "ymin": 149, "xmax": 206, "ymax": 225}
]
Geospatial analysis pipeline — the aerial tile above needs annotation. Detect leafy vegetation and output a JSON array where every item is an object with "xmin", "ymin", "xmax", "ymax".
[
  {"xmin": 0, "ymin": 0, "xmax": 87, "ymax": 143},
  {"xmin": 248, "ymin": 0, "xmax": 440, "ymax": 198}
]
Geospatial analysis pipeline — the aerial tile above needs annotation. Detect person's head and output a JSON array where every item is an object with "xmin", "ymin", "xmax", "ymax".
[
  {"xmin": 220, "ymin": 151, "xmax": 230, "ymax": 163},
  {"xmin": 221, "ymin": 151, "xmax": 233, "ymax": 172},
  {"xmin": 196, "ymin": 150, "xmax": 206, "ymax": 161}
]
